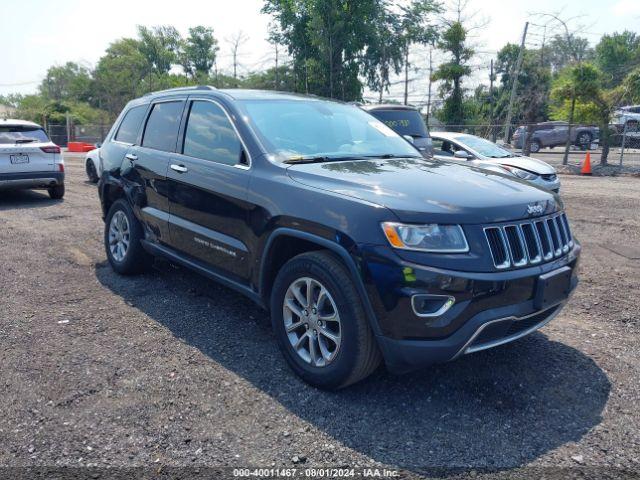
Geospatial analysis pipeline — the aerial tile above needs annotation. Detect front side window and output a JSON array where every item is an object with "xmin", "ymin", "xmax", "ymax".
[
  {"xmin": 183, "ymin": 101, "xmax": 242, "ymax": 166},
  {"xmin": 238, "ymin": 99, "xmax": 420, "ymax": 161},
  {"xmin": 432, "ymin": 138, "xmax": 454, "ymax": 156},
  {"xmin": 142, "ymin": 101, "xmax": 183, "ymax": 152},
  {"xmin": 114, "ymin": 105, "xmax": 147, "ymax": 144}
]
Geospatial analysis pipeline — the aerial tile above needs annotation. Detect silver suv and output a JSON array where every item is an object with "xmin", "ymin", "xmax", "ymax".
[{"xmin": 0, "ymin": 119, "xmax": 65, "ymax": 199}]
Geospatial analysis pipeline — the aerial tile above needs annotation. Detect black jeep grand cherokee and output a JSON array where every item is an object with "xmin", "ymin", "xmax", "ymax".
[{"xmin": 98, "ymin": 87, "xmax": 580, "ymax": 389}]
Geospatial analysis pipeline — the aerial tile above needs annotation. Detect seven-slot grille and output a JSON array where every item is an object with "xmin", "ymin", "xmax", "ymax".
[{"xmin": 484, "ymin": 213, "xmax": 573, "ymax": 269}]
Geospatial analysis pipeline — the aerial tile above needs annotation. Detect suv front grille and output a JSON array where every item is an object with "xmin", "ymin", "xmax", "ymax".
[{"xmin": 484, "ymin": 213, "xmax": 573, "ymax": 269}]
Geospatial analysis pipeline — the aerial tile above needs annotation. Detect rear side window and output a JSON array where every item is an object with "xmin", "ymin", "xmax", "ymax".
[
  {"xmin": 142, "ymin": 101, "xmax": 184, "ymax": 152},
  {"xmin": 0, "ymin": 126, "xmax": 49, "ymax": 144},
  {"xmin": 114, "ymin": 105, "xmax": 147, "ymax": 144},
  {"xmin": 182, "ymin": 101, "xmax": 242, "ymax": 166}
]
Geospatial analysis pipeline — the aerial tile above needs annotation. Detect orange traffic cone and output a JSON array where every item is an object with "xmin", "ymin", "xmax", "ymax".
[{"xmin": 581, "ymin": 152, "xmax": 592, "ymax": 176}]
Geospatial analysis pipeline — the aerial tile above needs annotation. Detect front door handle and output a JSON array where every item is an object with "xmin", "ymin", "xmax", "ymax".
[
  {"xmin": 125, "ymin": 153, "xmax": 138, "ymax": 161},
  {"xmin": 170, "ymin": 164, "xmax": 188, "ymax": 173}
]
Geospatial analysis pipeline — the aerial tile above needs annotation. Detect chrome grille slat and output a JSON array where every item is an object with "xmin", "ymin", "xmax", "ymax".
[
  {"xmin": 485, "ymin": 213, "xmax": 573, "ymax": 269},
  {"xmin": 484, "ymin": 227, "xmax": 510, "ymax": 269},
  {"xmin": 521, "ymin": 223, "xmax": 542, "ymax": 263},
  {"xmin": 503, "ymin": 225, "xmax": 527, "ymax": 267}
]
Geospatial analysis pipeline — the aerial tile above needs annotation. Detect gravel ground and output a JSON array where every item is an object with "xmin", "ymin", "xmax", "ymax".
[{"xmin": 0, "ymin": 154, "xmax": 639, "ymax": 477}]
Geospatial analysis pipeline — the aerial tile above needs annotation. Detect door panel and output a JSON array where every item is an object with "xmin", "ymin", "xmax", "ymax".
[
  {"xmin": 166, "ymin": 99, "xmax": 253, "ymax": 282},
  {"xmin": 167, "ymin": 158, "xmax": 252, "ymax": 281},
  {"xmin": 121, "ymin": 145, "xmax": 172, "ymax": 244},
  {"xmin": 120, "ymin": 100, "xmax": 185, "ymax": 244}
]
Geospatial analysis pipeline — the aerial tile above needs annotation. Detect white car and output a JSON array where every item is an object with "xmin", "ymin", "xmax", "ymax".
[
  {"xmin": 85, "ymin": 148, "xmax": 102, "ymax": 183},
  {"xmin": 0, "ymin": 119, "xmax": 65, "ymax": 198},
  {"xmin": 431, "ymin": 131, "xmax": 561, "ymax": 192}
]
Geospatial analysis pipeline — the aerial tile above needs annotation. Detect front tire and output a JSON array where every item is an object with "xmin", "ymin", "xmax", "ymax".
[
  {"xmin": 529, "ymin": 139, "xmax": 541, "ymax": 153},
  {"xmin": 577, "ymin": 132, "xmax": 592, "ymax": 150},
  {"xmin": 48, "ymin": 183, "xmax": 65, "ymax": 199},
  {"xmin": 104, "ymin": 199, "xmax": 151, "ymax": 275},
  {"xmin": 270, "ymin": 251, "xmax": 381, "ymax": 389}
]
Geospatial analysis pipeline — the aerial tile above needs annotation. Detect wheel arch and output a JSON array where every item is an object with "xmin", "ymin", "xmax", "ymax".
[{"xmin": 258, "ymin": 228, "xmax": 382, "ymax": 336}]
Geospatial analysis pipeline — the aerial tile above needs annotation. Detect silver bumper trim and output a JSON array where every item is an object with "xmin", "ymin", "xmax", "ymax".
[{"xmin": 451, "ymin": 302, "xmax": 566, "ymax": 360}]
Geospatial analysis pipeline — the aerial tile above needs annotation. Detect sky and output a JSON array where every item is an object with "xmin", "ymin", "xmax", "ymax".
[{"xmin": 1, "ymin": 0, "xmax": 640, "ymax": 100}]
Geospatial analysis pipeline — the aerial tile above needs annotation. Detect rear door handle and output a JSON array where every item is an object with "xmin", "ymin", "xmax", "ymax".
[
  {"xmin": 170, "ymin": 164, "xmax": 188, "ymax": 173},
  {"xmin": 125, "ymin": 153, "xmax": 138, "ymax": 161}
]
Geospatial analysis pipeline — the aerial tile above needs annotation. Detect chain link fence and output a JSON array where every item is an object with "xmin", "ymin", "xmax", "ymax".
[
  {"xmin": 46, "ymin": 118, "xmax": 640, "ymax": 170},
  {"xmin": 429, "ymin": 121, "xmax": 640, "ymax": 169},
  {"xmin": 46, "ymin": 123, "xmax": 110, "ymax": 148}
]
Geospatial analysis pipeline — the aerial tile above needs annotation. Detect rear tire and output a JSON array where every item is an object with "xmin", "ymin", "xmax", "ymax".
[
  {"xmin": 104, "ymin": 199, "xmax": 152, "ymax": 275},
  {"xmin": 86, "ymin": 160, "xmax": 99, "ymax": 183},
  {"xmin": 48, "ymin": 183, "xmax": 65, "ymax": 199},
  {"xmin": 270, "ymin": 251, "xmax": 381, "ymax": 390}
]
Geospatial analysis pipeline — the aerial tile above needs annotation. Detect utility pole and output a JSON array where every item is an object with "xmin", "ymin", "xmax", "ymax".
[
  {"xmin": 274, "ymin": 43, "xmax": 279, "ymax": 90},
  {"xmin": 489, "ymin": 59, "xmax": 496, "ymax": 142},
  {"xmin": 426, "ymin": 48, "xmax": 433, "ymax": 125},
  {"xmin": 403, "ymin": 45, "xmax": 409, "ymax": 105},
  {"xmin": 503, "ymin": 22, "xmax": 529, "ymax": 144}
]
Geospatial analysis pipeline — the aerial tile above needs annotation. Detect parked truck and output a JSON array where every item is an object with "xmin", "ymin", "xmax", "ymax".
[{"xmin": 512, "ymin": 121, "xmax": 599, "ymax": 152}]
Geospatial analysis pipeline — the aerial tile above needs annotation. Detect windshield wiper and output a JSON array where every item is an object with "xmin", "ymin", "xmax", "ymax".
[
  {"xmin": 362, "ymin": 153, "xmax": 421, "ymax": 159},
  {"xmin": 15, "ymin": 138, "xmax": 37, "ymax": 144},
  {"xmin": 283, "ymin": 155, "xmax": 371, "ymax": 164},
  {"xmin": 283, "ymin": 153, "xmax": 421, "ymax": 164}
]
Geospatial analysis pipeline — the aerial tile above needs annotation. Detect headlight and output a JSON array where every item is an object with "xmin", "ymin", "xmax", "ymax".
[
  {"xmin": 503, "ymin": 166, "xmax": 538, "ymax": 180},
  {"xmin": 381, "ymin": 222, "xmax": 469, "ymax": 252}
]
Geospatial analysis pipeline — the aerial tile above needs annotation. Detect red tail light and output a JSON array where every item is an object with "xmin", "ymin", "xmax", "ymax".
[
  {"xmin": 58, "ymin": 163, "xmax": 65, "ymax": 172},
  {"xmin": 41, "ymin": 145, "xmax": 61, "ymax": 154}
]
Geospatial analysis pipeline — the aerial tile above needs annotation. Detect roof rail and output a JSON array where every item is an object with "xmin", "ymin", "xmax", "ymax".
[{"xmin": 143, "ymin": 85, "xmax": 217, "ymax": 96}]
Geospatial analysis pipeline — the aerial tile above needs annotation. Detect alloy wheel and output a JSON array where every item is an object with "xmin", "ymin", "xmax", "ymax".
[
  {"xmin": 282, "ymin": 277, "xmax": 342, "ymax": 367},
  {"xmin": 108, "ymin": 210, "xmax": 130, "ymax": 262}
]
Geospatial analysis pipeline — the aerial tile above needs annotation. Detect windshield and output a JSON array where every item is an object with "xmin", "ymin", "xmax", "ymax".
[
  {"xmin": 367, "ymin": 109, "xmax": 429, "ymax": 138},
  {"xmin": 0, "ymin": 126, "xmax": 50, "ymax": 144},
  {"xmin": 238, "ymin": 99, "xmax": 421, "ymax": 161},
  {"xmin": 455, "ymin": 135, "xmax": 513, "ymax": 158}
]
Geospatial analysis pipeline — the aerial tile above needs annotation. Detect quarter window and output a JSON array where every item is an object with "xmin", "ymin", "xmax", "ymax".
[
  {"xmin": 142, "ymin": 101, "xmax": 184, "ymax": 152},
  {"xmin": 114, "ymin": 105, "xmax": 147, "ymax": 144},
  {"xmin": 183, "ymin": 101, "xmax": 242, "ymax": 166}
]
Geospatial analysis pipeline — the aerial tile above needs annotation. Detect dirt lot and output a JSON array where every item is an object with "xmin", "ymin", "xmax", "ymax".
[{"xmin": 1, "ymin": 154, "xmax": 639, "ymax": 477}]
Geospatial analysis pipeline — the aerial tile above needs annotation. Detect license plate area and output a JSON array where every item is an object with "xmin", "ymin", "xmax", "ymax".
[
  {"xmin": 534, "ymin": 266, "xmax": 572, "ymax": 309},
  {"xmin": 10, "ymin": 154, "xmax": 29, "ymax": 164}
]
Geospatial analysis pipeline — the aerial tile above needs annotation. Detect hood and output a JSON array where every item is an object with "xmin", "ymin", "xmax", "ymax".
[
  {"xmin": 287, "ymin": 157, "xmax": 561, "ymax": 224},
  {"xmin": 497, "ymin": 155, "xmax": 556, "ymax": 175}
]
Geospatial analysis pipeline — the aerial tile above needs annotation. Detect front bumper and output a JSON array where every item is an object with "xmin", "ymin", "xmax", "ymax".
[
  {"xmin": 360, "ymin": 243, "xmax": 580, "ymax": 372},
  {"xmin": 0, "ymin": 171, "xmax": 64, "ymax": 190}
]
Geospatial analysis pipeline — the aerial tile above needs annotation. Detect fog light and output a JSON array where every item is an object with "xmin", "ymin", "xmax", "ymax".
[{"xmin": 411, "ymin": 294, "xmax": 455, "ymax": 318}]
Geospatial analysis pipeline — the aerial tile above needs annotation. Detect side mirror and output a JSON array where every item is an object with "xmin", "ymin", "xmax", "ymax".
[
  {"xmin": 454, "ymin": 150, "xmax": 471, "ymax": 159},
  {"xmin": 403, "ymin": 135, "xmax": 415, "ymax": 144}
]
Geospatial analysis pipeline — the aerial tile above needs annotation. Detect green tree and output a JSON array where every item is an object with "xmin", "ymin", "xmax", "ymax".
[
  {"xmin": 93, "ymin": 38, "xmax": 150, "ymax": 116},
  {"xmin": 137, "ymin": 25, "xmax": 182, "ymax": 75},
  {"xmin": 551, "ymin": 63, "xmax": 616, "ymax": 164},
  {"xmin": 546, "ymin": 34, "xmax": 593, "ymax": 73},
  {"xmin": 39, "ymin": 62, "xmax": 93, "ymax": 103},
  {"xmin": 397, "ymin": 0, "xmax": 440, "ymax": 105},
  {"xmin": 431, "ymin": 21, "xmax": 473, "ymax": 126},
  {"xmin": 181, "ymin": 26, "xmax": 219, "ymax": 77},
  {"xmin": 363, "ymin": 4, "xmax": 403, "ymax": 103},
  {"xmin": 595, "ymin": 31, "xmax": 640, "ymax": 88},
  {"xmin": 263, "ymin": 0, "xmax": 383, "ymax": 101}
]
